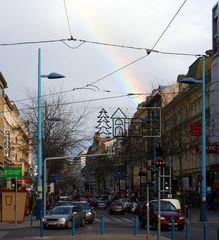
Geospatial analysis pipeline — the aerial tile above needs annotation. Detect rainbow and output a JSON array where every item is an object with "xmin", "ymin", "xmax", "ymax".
[{"xmin": 70, "ymin": 4, "xmax": 148, "ymax": 107}]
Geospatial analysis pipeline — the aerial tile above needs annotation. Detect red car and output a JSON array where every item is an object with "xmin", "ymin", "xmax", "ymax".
[{"xmin": 138, "ymin": 200, "xmax": 185, "ymax": 231}]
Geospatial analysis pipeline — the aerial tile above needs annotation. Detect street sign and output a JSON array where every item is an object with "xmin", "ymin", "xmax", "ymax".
[{"xmin": 3, "ymin": 167, "xmax": 22, "ymax": 178}]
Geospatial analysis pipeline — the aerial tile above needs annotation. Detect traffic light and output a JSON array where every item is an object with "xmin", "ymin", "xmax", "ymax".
[
  {"xmin": 11, "ymin": 178, "xmax": 16, "ymax": 189},
  {"xmin": 156, "ymin": 159, "xmax": 165, "ymax": 168},
  {"xmin": 11, "ymin": 178, "xmax": 21, "ymax": 191}
]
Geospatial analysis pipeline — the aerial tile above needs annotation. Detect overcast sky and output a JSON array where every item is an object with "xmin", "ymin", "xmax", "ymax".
[{"xmin": 0, "ymin": 0, "xmax": 216, "ymax": 134}]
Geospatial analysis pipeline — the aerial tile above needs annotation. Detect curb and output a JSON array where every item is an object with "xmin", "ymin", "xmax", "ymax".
[{"xmin": 2, "ymin": 234, "xmax": 170, "ymax": 240}]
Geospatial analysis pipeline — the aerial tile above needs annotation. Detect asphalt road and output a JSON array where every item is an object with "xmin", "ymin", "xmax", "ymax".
[{"xmin": 0, "ymin": 209, "xmax": 218, "ymax": 240}]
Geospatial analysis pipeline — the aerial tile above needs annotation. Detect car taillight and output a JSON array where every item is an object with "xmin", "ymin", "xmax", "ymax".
[
  {"xmin": 121, "ymin": 204, "xmax": 124, "ymax": 209},
  {"xmin": 111, "ymin": 204, "xmax": 115, "ymax": 208}
]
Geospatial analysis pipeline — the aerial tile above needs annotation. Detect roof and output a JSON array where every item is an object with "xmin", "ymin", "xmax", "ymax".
[{"xmin": 0, "ymin": 72, "xmax": 8, "ymax": 89}]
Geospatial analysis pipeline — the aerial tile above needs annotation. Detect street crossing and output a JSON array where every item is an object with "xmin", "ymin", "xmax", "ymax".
[{"xmin": 94, "ymin": 214, "xmax": 135, "ymax": 224}]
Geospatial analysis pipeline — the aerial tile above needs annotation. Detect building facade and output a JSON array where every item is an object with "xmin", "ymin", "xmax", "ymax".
[{"xmin": 0, "ymin": 72, "xmax": 32, "ymax": 188}]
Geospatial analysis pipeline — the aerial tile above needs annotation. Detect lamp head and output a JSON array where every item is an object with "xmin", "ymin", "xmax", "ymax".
[
  {"xmin": 47, "ymin": 72, "xmax": 65, "ymax": 79},
  {"xmin": 178, "ymin": 77, "xmax": 202, "ymax": 84},
  {"xmin": 47, "ymin": 117, "xmax": 62, "ymax": 122}
]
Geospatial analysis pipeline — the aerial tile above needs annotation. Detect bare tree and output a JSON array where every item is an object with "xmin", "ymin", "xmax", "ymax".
[{"xmin": 21, "ymin": 89, "xmax": 92, "ymax": 176}]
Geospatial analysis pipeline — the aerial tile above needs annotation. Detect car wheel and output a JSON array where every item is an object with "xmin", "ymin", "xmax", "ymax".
[
  {"xmin": 80, "ymin": 218, "xmax": 85, "ymax": 227},
  {"xmin": 178, "ymin": 225, "xmax": 184, "ymax": 231},
  {"xmin": 139, "ymin": 218, "xmax": 145, "ymax": 229},
  {"xmin": 43, "ymin": 225, "xmax": 48, "ymax": 229},
  {"xmin": 66, "ymin": 221, "xmax": 72, "ymax": 229},
  {"xmin": 121, "ymin": 211, "xmax": 125, "ymax": 215}
]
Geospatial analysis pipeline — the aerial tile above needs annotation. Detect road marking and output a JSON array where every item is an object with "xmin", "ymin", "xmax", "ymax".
[{"xmin": 95, "ymin": 216, "xmax": 133, "ymax": 223}]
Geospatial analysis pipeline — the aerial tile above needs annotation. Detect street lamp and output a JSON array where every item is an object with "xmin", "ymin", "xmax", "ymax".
[
  {"xmin": 36, "ymin": 48, "xmax": 65, "ymax": 219},
  {"xmin": 179, "ymin": 55, "xmax": 207, "ymax": 239}
]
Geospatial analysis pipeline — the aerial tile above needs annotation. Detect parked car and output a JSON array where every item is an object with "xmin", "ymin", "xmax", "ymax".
[
  {"xmin": 43, "ymin": 205, "xmax": 85, "ymax": 229},
  {"xmin": 108, "ymin": 200, "xmax": 125, "ymax": 215},
  {"xmin": 137, "ymin": 200, "xmax": 185, "ymax": 231}
]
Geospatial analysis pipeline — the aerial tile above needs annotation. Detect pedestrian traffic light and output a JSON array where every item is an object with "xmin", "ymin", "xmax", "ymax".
[{"xmin": 11, "ymin": 178, "xmax": 16, "ymax": 189}]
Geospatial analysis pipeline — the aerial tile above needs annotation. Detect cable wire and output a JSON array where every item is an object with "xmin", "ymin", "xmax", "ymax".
[
  {"xmin": 63, "ymin": 0, "xmax": 73, "ymax": 38},
  {"xmin": 150, "ymin": 0, "xmax": 187, "ymax": 50},
  {"xmin": 88, "ymin": 0, "xmax": 188, "ymax": 86}
]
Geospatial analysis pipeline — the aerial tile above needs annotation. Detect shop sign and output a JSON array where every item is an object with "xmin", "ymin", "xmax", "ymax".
[
  {"xmin": 4, "ymin": 131, "xmax": 10, "ymax": 157},
  {"xmin": 197, "ymin": 145, "xmax": 218, "ymax": 154},
  {"xmin": 17, "ymin": 177, "xmax": 32, "ymax": 183}
]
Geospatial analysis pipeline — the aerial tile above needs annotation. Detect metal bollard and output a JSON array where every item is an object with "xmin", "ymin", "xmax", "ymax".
[
  {"xmin": 72, "ymin": 216, "xmax": 75, "ymax": 236},
  {"xmin": 101, "ymin": 214, "xmax": 104, "ymax": 236},
  {"xmin": 40, "ymin": 211, "xmax": 44, "ymax": 238},
  {"xmin": 171, "ymin": 217, "xmax": 175, "ymax": 240},
  {"xmin": 134, "ymin": 215, "xmax": 138, "ymax": 236},
  {"xmin": 29, "ymin": 211, "xmax": 33, "ymax": 226},
  {"xmin": 186, "ymin": 218, "xmax": 190, "ymax": 240},
  {"xmin": 203, "ymin": 221, "xmax": 207, "ymax": 240}
]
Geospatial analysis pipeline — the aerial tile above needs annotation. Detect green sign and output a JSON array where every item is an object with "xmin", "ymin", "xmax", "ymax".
[{"xmin": 3, "ymin": 167, "xmax": 22, "ymax": 178}]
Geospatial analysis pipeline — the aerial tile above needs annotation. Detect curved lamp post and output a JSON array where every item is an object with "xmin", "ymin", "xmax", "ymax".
[
  {"xmin": 179, "ymin": 55, "xmax": 207, "ymax": 240},
  {"xmin": 36, "ymin": 48, "xmax": 65, "ymax": 219}
]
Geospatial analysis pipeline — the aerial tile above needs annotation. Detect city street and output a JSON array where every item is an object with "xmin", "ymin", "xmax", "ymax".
[{"xmin": 0, "ymin": 209, "xmax": 218, "ymax": 240}]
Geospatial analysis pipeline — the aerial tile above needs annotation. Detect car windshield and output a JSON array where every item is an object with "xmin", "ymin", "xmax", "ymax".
[
  {"xmin": 151, "ymin": 201, "xmax": 176, "ymax": 211},
  {"xmin": 114, "ymin": 200, "xmax": 123, "ymax": 206},
  {"xmin": 79, "ymin": 203, "xmax": 90, "ymax": 210},
  {"xmin": 51, "ymin": 207, "xmax": 71, "ymax": 215}
]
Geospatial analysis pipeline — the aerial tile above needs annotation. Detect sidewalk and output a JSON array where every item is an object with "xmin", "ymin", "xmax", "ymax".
[{"xmin": 189, "ymin": 208, "xmax": 219, "ymax": 223}]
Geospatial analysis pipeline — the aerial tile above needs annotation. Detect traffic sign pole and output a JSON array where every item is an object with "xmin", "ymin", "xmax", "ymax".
[{"xmin": 15, "ymin": 177, "xmax": 17, "ymax": 225}]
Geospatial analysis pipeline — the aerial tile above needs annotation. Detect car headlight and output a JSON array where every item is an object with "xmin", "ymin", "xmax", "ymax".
[
  {"xmin": 179, "ymin": 217, "xmax": 184, "ymax": 220},
  {"xmin": 42, "ymin": 218, "xmax": 47, "ymax": 222},
  {"xmin": 59, "ymin": 217, "xmax": 66, "ymax": 222},
  {"xmin": 86, "ymin": 212, "xmax": 92, "ymax": 216},
  {"xmin": 160, "ymin": 217, "xmax": 165, "ymax": 220}
]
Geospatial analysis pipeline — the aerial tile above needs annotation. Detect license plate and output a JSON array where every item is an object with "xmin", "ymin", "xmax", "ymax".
[{"xmin": 48, "ymin": 221, "xmax": 57, "ymax": 225}]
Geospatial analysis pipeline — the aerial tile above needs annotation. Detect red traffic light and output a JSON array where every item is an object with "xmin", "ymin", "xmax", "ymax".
[{"xmin": 156, "ymin": 159, "xmax": 165, "ymax": 168}]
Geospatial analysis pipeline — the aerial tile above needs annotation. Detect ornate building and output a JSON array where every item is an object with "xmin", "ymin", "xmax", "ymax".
[{"xmin": 0, "ymin": 72, "xmax": 32, "ymax": 187}]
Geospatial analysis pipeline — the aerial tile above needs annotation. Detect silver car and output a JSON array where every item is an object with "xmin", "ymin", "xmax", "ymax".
[
  {"xmin": 70, "ymin": 201, "xmax": 95, "ymax": 224},
  {"xmin": 43, "ymin": 205, "xmax": 85, "ymax": 229}
]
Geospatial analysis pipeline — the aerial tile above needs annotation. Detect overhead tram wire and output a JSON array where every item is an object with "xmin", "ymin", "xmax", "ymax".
[
  {"xmin": 0, "ymin": 94, "xmax": 135, "ymax": 114},
  {"xmin": 63, "ymin": 0, "xmax": 73, "ymax": 38},
  {"xmin": 0, "ymin": 0, "xmax": 200, "ymax": 108},
  {"xmin": 88, "ymin": 0, "xmax": 189, "ymax": 86}
]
